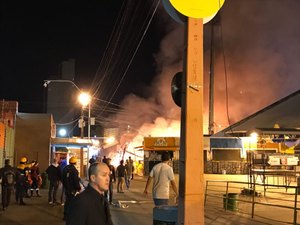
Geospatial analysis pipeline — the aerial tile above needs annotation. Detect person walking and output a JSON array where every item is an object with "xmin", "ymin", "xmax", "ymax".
[
  {"xmin": 105, "ymin": 158, "xmax": 115, "ymax": 204},
  {"xmin": 116, "ymin": 160, "xmax": 126, "ymax": 193},
  {"xmin": 125, "ymin": 159, "xmax": 133, "ymax": 189},
  {"xmin": 62, "ymin": 156, "xmax": 81, "ymax": 221},
  {"xmin": 128, "ymin": 156, "xmax": 134, "ymax": 180},
  {"xmin": 46, "ymin": 159, "xmax": 60, "ymax": 204},
  {"xmin": 0, "ymin": 159, "xmax": 15, "ymax": 210},
  {"xmin": 66, "ymin": 162, "xmax": 113, "ymax": 225},
  {"xmin": 144, "ymin": 152, "xmax": 178, "ymax": 206}
]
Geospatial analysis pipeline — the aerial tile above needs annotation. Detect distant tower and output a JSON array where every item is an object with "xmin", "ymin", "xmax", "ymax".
[{"xmin": 46, "ymin": 59, "xmax": 76, "ymax": 137}]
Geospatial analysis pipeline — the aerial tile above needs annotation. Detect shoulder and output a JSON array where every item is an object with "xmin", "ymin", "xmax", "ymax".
[
  {"xmin": 165, "ymin": 163, "xmax": 173, "ymax": 171},
  {"xmin": 73, "ymin": 191, "xmax": 90, "ymax": 206}
]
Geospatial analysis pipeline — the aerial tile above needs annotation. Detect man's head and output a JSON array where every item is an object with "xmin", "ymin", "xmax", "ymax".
[
  {"xmin": 88, "ymin": 162, "xmax": 110, "ymax": 194},
  {"xmin": 106, "ymin": 158, "xmax": 111, "ymax": 165},
  {"xmin": 161, "ymin": 152, "xmax": 170, "ymax": 162},
  {"xmin": 4, "ymin": 159, "xmax": 10, "ymax": 166}
]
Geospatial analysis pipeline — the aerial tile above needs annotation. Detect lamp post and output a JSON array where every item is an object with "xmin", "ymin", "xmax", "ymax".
[
  {"xmin": 44, "ymin": 79, "xmax": 92, "ymax": 138},
  {"xmin": 44, "ymin": 79, "xmax": 92, "ymax": 177},
  {"xmin": 78, "ymin": 92, "xmax": 91, "ymax": 177},
  {"xmin": 78, "ymin": 92, "xmax": 91, "ymax": 137},
  {"xmin": 44, "ymin": 79, "xmax": 81, "ymax": 91}
]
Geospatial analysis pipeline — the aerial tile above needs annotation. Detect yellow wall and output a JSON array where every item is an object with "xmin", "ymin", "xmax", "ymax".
[{"xmin": 144, "ymin": 137, "xmax": 180, "ymax": 151}]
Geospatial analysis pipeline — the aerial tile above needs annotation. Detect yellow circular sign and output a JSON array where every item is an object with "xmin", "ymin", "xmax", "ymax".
[{"xmin": 169, "ymin": 0, "xmax": 225, "ymax": 18}]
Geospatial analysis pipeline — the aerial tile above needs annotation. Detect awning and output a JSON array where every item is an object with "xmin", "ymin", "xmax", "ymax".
[
  {"xmin": 256, "ymin": 128, "xmax": 300, "ymax": 135},
  {"xmin": 51, "ymin": 137, "xmax": 93, "ymax": 147}
]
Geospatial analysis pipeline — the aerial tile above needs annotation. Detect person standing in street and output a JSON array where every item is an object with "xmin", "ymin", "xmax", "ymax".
[
  {"xmin": 125, "ymin": 159, "xmax": 133, "ymax": 189},
  {"xmin": 0, "ymin": 159, "xmax": 15, "ymax": 211},
  {"xmin": 144, "ymin": 152, "xmax": 178, "ymax": 206},
  {"xmin": 128, "ymin": 156, "xmax": 134, "ymax": 180},
  {"xmin": 30, "ymin": 160, "xmax": 41, "ymax": 197},
  {"xmin": 15, "ymin": 157, "xmax": 29, "ymax": 205},
  {"xmin": 46, "ymin": 159, "xmax": 60, "ymax": 204},
  {"xmin": 58, "ymin": 158, "xmax": 67, "ymax": 205},
  {"xmin": 66, "ymin": 162, "xmax": 113, "ymax": 225},
  {"xmin": 62, "ymin": 156, "xmax": 81, "ymax": 221},
  {"xmin": 105, "ymin": 158, "xmax": 115, "ymax": 204},
  {"xmin": 116, "ymin": 160, "xmax": 126, "ymax": 193}
]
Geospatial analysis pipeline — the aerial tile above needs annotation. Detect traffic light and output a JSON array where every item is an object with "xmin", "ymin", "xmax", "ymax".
[{"xmin": 171, "ymin": 72, "xmax": 183, "ymax": 107}]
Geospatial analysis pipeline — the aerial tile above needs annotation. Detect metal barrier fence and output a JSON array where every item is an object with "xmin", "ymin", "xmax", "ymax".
[{"xmin": 205, "ymin": 180, "xmax": 300, "ymax": 225}]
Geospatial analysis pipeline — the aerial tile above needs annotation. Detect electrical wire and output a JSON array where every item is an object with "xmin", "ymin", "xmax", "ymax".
[
  {"xmin": 102, "ymin": 0, "xmax": 161, "ymax": 113},
  {"xmin": 219, "ymin": 12, "xmax": 235, "ymax": 136},
  {"xmin": 89, "ymin": 0, "xmax": 161, "ymax": 120}
]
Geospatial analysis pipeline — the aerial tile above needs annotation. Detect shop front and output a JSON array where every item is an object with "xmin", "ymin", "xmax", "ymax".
[
  {"xmin": 50, "ymin": 137, "xmax": 95, "ymax": 177},
  {"xmin": 143, "ymin": 137, "xmax": 180, "ymax": 175}
]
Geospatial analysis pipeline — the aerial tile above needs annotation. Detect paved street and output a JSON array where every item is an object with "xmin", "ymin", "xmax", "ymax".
[{"xmin": 0, "ymin": 175, "xmax": 299, "ymax": 225}]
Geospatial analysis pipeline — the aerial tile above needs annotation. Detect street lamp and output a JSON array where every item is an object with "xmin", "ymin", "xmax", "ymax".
[
  {"xmin": 44, "ymin": 79, "xmax": 81, "ymax": 91},
  {"xmin": 78, "ymin": 92, "xmax": 93, "ymax": 179},
  {"xmin": 44, "ymin": 79, "xmax": 93, "ymax": 178},
  {"xmin": 78, "ymin": 92, "xmax": 91, "ymax": 138},
  {"xmin": 44, "ymin": 79, "xmax": 92, "ymax": 138}
]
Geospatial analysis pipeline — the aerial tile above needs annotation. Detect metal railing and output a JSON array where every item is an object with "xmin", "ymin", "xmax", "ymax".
[{"xmin": 205, "ymin": 180, "xmax": 300, "ymax": 225}]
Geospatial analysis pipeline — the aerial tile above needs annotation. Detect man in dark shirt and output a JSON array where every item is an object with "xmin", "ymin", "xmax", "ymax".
[
  {"xmin": 67, "ymin": 162, "xmax": 113, "ymax": 225},
  {"xmin": 46, "ymin": 159, "xmax": 60, "ymax": 204},
  {"xmin": 0, "ymin": 159, "xmax": 15, "ymax": 210},
  {"xmin": 116, "ymin": 160, "xmax": 126, "ymax": 193},
  {"xmin": 62, "ymin": 157, "xmax": 81, "ymax": 221}
]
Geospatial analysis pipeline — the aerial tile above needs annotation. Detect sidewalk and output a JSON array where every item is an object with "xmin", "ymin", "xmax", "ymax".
[
  {"xmin": 0, "ymin": 189, "xmax": 65, "ymax": 225},
  {"xmin": 0, "ymin": 175, "xmax": 298, "ymax": 224}
]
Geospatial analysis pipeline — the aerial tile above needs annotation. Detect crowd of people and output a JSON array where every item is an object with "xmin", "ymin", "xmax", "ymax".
[
  {"xmin": 0, "ymin": 157, "xmax": 42, "ymax": 210},
  {"xmin": 0, "ymin": 152, "xmax": 178, "ymax": 225}
]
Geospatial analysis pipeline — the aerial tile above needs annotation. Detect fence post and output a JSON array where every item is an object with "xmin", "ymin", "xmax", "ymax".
[
  {"xmin": 204, "ymin": 180, "xmax": 209, "ymax": 205},
  {"xmin": 293, "ymin": 186, "xmax": 298, "ymax": 225},
  {"xmin": 224, "ymin": 181, "xmax": 229, "ymax": 211},
  {"xmin": 251, "ymin": 182, "xmax": 256, "ymax": 218}
]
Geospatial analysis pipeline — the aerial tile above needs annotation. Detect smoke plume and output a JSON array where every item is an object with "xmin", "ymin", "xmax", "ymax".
[{"xmin": 111, "ymin": 0, "xmax": 300, "ymax": 142}]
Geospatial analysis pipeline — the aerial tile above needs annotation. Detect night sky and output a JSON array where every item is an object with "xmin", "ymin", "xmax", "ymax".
[
  {"xmin": 1, "ymin": 1, "xmax": 300, "ymax": 134},
  {"xmin": 0, "ymin": 1, "xmax": 163, "ymax": 113}
]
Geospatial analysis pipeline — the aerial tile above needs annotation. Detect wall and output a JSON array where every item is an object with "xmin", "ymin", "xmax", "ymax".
[{"xmin": 15, "ymin": 113, "xmax": 53, "ymax": 172}]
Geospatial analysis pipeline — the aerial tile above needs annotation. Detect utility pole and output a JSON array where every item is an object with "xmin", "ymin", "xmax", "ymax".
[
  {"xmin": 80, "ymin": 106, "xmax": 84, "ymax": 177},
  {"xmin": 208, "ymin": 19, "xmax": 215, "ymax": 135},
  {"xmin": 178, "ymin": 17, "xmax": 204, "ymax": 225}
]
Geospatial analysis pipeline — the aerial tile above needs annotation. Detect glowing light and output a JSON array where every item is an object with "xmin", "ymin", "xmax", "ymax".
[
  {"xmin": 105, "ymin": 136, "xmax": 115, "ymax": 144},
  {"xmin": 250, "ymin": 132, "xmax": 258, "ymax": 139},
  {"xmin": 58, "ymin": 128, "xmax": 67, "ymax": 137},
  {"xmin": 78, "ymin": 92, "xmax": 91, "ymax": 107},
  {"xmin": 91, "ymin": 139, "xmax": 100, "ymax": 146}
]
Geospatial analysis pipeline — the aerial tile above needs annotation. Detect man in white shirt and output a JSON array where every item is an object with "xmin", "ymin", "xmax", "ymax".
[{"xmin": 144, "ymin": 152, "xmax": 178, "ymax": 206}]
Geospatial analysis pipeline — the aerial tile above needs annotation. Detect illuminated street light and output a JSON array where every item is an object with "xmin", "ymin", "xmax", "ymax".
[
  {"xmin": 78, "ymin": 92, "xmax": 91, "ymax": 107},
  {"xmin": 58, "ymin": 128, "xmax": 67, "ymax": 137},
  {"xmin": 44, "ymin": 79, "xmax": 93, "ymax": 177},
  {"xmin": 78, "ymin": 92, "xmax": 92, "ymax": 139}
]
